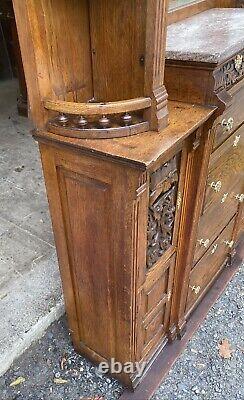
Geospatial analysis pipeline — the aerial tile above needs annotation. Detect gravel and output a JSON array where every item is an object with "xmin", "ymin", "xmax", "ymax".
[
  {"xmin": 0, "ymin": 317, "xmax": 123, "ymax": 400},
  {"xmin": 0, "ymin": 267, "xmax": 243, "ymax": 400},
  {"xmin": 152, "ymin": 267, "xmax": 244, "ymax": 400}
]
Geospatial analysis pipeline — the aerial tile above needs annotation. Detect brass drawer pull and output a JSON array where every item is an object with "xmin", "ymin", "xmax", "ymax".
[
  {"xmin": 211, "ymin": 244, "xmax": 218, "ymax": 254},
  {"xmin": 235, "ymin": 194, "xmax": 244, "ymax": 203},
  {"xmin": 198, "ymin": 238, "xmax": 210, "ymax": 248},
  {"xmin": 233, "ymin": 135, "xmax": 240, "ymax": 147},
  {"xmin": 190, "ymin": 285, "xmax": 201, "ymax": 295},
  {"xmin": 234, "ymin": 54, "xmax": 243, "ymax": 71},
  {"xmin": 221, "ymin": 193, "xmax": 228, "ymax": 203},
  {"xmin": 223, "ymin": 240, "xmax": 234, "ymax": 248},
  {"xmin": 221, "ymin": 117, "xmax": 234, "ymax": 132},
  {"xmin": 210, "ymin": 180, "xmax": 222, "ymax": 192}
]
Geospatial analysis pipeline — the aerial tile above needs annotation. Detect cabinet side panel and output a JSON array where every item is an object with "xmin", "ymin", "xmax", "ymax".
[
  {"xmin": 57, "ymin": 168, "xmax": 114, "ymax": 359},
  {"xmin": 38, "ymin": 142, "xmax": 143, "ymax": 366}
]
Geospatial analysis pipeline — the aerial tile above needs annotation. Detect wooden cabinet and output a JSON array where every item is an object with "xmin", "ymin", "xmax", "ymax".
[
  {"xmin": 34, "ymin": 102, "xmax": 215, "ymax": 388},
  {"xmin": 13, "ymin": 1, "xmax": 243, "ymax": 393},
  {"xmin": 36, "ymin": 120, "xmax": 182, "ymax": 388}
]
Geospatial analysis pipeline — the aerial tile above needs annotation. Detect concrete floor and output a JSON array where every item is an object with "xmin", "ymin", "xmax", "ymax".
[{"xmin": 0, "ymin": 79, "xmax": 64, "ymax": 376}]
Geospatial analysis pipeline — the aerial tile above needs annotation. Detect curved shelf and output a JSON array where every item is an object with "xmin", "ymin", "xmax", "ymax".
[{"xmin": 44, "ymin": 97, "xmax": 151, "ymax": 116}]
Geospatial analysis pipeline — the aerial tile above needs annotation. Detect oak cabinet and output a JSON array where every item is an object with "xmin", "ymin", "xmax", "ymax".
[
  {"xmin": 35, "ymin": 102, "xmax": 215, "ymax": 388},
  {"xmin": 13, "ymin": 1, "xmax": 243, "ymax": 392},
  {"xmin": 38, "ymin": 131, "xmax": 182, "ymax": 388}
]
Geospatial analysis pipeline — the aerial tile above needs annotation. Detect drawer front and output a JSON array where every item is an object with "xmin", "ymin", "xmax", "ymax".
[
  {"xmin": 187, "ymin": 217, "xmax": 235, "ymax": 314},
  {"xmin": 205, "ymin": 125, "xmax": 244, "ymax": 212},
  {"xmin": 194, "ymin": 194, "xmax": 237, "ymax": 263},
  {"xmin": 195, "ymin": 126, "xmax": 244, "ymax": 263},
  {"xmin": 138, "ymin": 254, "xmax": 175, "ymax": 360},
  {"xmin": 213, "ymin": 81, "xmax": 244, "ymax": 150}
]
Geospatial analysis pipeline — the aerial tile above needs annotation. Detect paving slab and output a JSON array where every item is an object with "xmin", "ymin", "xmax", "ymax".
[{"xmin": 0, "ymin": 222, "xmax": 54, "ymax": 276}]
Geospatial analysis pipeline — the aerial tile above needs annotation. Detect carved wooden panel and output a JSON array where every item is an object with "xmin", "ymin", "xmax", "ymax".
[
  {"xmin": 214, "ymin": 52, "xmax": 244, "ymax": 92},
  {"xmin": 147, "ymin": 156, "xmax": 180, "ymax": 269}
]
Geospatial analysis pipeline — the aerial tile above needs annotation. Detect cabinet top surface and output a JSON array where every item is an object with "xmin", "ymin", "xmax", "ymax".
[
  {"xmin": 36, "ymin": 101, "xmax": 215, "ymax": 169},
  {"xmin": 166, "ymin": 8, "xmax": 244, "ymax": 64}
]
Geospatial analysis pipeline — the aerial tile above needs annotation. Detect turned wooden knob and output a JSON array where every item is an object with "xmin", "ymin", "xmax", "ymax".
[
  {"xmin": 99, "ymin": 115, "xmax": 110, "ymax": 128},
  {"xmin": 121, "ymin": 113, "xmax": 132, "ymax": 125},
  {"xmin": 58, "ymin": 113, "xmax": 69, "ymax": 124},
  {"xmin": 77, "ymin": 115, "xmax": 88, "ymax": 127}
]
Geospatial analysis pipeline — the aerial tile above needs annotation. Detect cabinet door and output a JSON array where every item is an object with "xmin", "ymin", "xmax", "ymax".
[
  {"xmin": 137, "ymin": 254, "xmax": 175, "ymax": 362},
  {"xmin": 136, "ymin": 151, "xmax": 184, "ymax": 362}
]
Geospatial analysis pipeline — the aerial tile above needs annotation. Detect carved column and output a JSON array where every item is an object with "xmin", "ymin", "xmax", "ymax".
[{"xmin": 144, "ymin": 0, "xmax": 169, "ymax": 130}]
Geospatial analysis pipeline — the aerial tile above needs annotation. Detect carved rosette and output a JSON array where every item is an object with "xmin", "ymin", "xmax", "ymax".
[
  {"xmin": 214, "ymin": 52, "xmax": 244, "ymax": 92},
  {"xmin": 147, "ymin": 156, "xmax": 179, "ymax": 269}
]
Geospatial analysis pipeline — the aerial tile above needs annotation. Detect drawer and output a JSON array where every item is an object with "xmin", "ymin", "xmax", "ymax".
[
  {"xmin": 194, "ymin": 193, "xmax": 237, "ymax": 264},
  {"xmin": 194, "ymin": 127, "xmax": 244, "ymax": 263},
  {"xmin": 186, "ymin": 217, "xmax": 235, "ymax": 314},
  {"xmin": 205, "ymin": 125, "xmax": 244, "ymax": 212},
  {"xmin": 213, "ymin": 81, "xmax": 244, "ymax": 150}
]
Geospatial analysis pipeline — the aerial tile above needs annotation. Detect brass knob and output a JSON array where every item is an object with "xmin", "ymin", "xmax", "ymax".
[
  {"xmin": 198, "ymin": 238, "xmax": 210, "ymax": 248},
  {"xmin": 190, "ymin": 285, "xmax": 201, "ymax": 295},
  {"xmin": 233, "ymin": 135, "xmax": 240, "ymax": 147},
  {"xmin": 223, "ymin": 240, "xmax": 234, "ymax": 248},
  {"xmin": 235, "ymin": 194, "xmax": 244, "ymax": 203},
  {"xmin": 211, "ymin": 244, "xmax": 218, "ymax": 254},
  {"xmin": 234, "ymin": 54, "xmax": 243, "ymax": 71},
  {"xmin": 210, "ymin": 181, "xmax": 222, "ymax": 192},
  {"xmin": 221, "ymin": 117, "xmax": 234, "ymax": 132}
]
